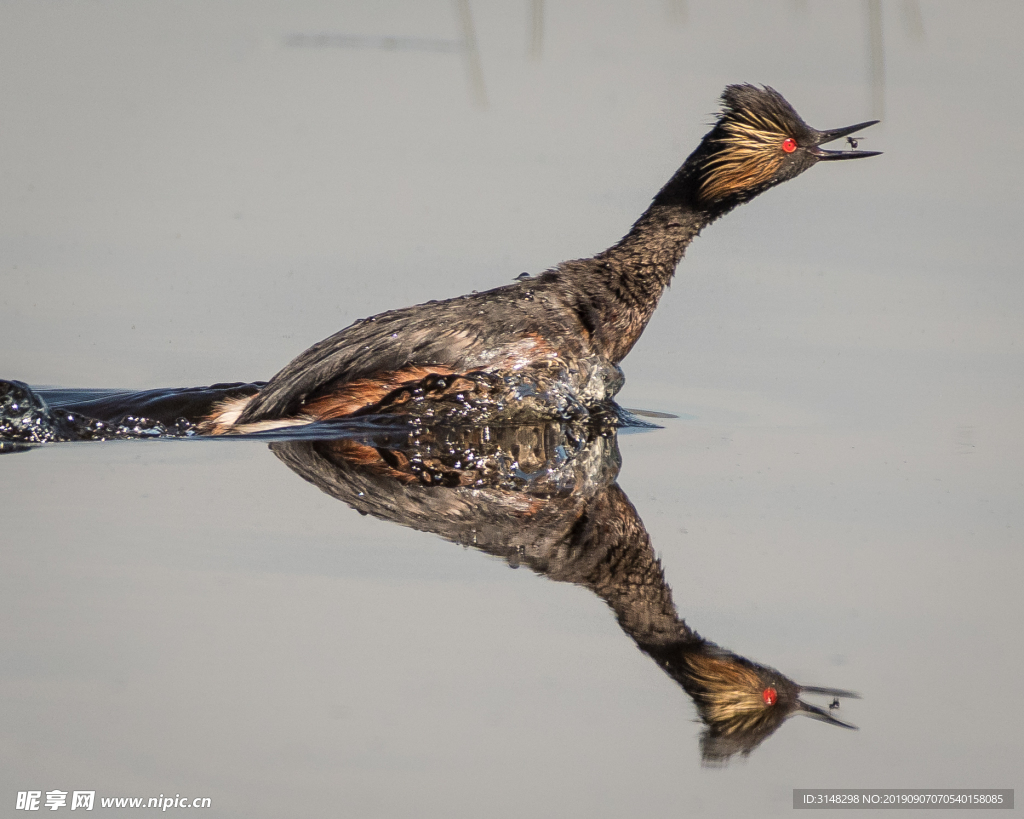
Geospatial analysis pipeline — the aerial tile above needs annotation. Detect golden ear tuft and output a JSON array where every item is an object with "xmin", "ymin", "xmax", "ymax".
[
  {"xmin": 685, "ymin": 653, "xmax": 774, "ymax": 735},
  {"xmin": 699, "ymin": 108, "xmax": 791, "ymax": 202}
]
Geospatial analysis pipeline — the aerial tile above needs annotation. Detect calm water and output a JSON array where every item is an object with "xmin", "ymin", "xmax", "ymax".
[{"xmin": 2, "ymin": 2, "xmax": 1022, "ymax": 816}]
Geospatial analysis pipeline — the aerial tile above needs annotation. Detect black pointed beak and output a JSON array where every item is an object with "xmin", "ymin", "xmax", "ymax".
[
  {"xmin": 808, "ymin": 119, "xmax": 881, "ymax": 160},
  {"xmin": 797, "ymin": 700, "xmax": 858, "ymax": 729},
  {"xmin": 800, "ymin": 685, "xmax": 861, "ymax": 699},
  {"xmin": 795, "ymin": 684, "xmax": 860, "ymax": 730}
]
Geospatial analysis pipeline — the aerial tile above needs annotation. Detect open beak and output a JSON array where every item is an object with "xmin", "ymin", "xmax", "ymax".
[
  {"xmin": 795, "ymin": 684, "xmax": 861, "ymax": 730},
  {"xmin": 808, "ymin": 120, "xmax": 881, "ymax": 160}
]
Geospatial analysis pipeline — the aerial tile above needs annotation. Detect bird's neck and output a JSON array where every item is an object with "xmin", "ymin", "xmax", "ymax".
[
  {"xmin": 554, "ymin": 485, "xmax": 697, "ymax": 649},
  {"xmin": 570, "ymin": 155, "xmax": 733, "ymax": 363}
]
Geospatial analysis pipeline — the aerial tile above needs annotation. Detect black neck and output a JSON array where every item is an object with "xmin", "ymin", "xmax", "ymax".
[{"xmin": 551, "ymin": 141, "xmax": 739, "ymax": 363}]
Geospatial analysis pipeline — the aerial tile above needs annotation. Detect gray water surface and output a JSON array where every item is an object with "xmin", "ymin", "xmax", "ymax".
[{"xmin": 2, "ymin": 2, "xmax": 1022, "ymax": 817}]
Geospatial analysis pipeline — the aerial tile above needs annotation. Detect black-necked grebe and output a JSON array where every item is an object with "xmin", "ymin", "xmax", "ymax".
[
  {"xmin": 273, "ymin": 420, "xmax": 859, "ymax": 764},
  {"xmin": 201, "ymin": 84, "xmax": 878, "ymax": 434}
]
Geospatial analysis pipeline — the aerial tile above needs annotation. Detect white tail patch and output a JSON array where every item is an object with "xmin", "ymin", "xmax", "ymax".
[{"xmin": 198, "ymin": 394, "xmax": 314, "ymax": 435}]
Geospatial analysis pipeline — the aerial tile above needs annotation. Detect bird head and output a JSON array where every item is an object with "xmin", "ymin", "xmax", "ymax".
[
  {"xmin": 695, "ymin": 84, "xmax": 880, "ymax": 206},
  {"xmin": 677, "ymin": 644, "xmax": 859, "ymax": 765}
]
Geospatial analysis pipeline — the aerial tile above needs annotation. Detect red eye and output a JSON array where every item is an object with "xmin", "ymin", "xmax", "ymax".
[
  {"xmin": 781, "ymin": 138, "xmax": 797, "ymax": 153},
  {"xmin": 762, "ymin": 687, "xmax": 778, "ymax": 705}
]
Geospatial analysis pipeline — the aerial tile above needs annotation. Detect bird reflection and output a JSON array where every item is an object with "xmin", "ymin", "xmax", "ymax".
[
  {"xmin": 271, "ymin": 418, "xmax": 858, "ymax": 765},
  {"xmin": 0, "ymin": 377, "xmax": 860, "ymax": 761}
]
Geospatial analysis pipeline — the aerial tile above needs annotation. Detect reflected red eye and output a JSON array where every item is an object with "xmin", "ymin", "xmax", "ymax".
[
  {"xmin": 781, "ymin": 138, "xmax": 797, "ymax": 153},
  {"xmin": 762, "ymin": 687, "xmax": 778, "ymax": 705}
]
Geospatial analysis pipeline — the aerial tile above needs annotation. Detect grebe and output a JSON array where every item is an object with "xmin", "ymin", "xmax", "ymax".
[
  {"xmin": 202, "ymin": 84, "xmax": 878, "ymax": 434},
  {"xmin": 273, "ymin": 420, "xmax": 859, "ymax": 764}
]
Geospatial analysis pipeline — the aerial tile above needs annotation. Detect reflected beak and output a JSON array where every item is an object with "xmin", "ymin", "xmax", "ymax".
[
  {"xmin": 809, "ymin": 120, "xmax": 882, "ymax": 160},
  {"xmin": 796, "ymin": 684, "xmax": 861, "ymax": 730}
]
